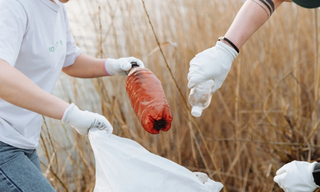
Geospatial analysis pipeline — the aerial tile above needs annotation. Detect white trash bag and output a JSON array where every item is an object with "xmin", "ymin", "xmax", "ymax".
[{"xmin": 88, "ymin": 128, "xmax": 223, "ymax": 192}]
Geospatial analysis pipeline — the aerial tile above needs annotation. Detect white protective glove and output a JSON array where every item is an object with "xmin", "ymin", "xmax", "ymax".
[
  {"xmin": 104, "ymin": 57, "xmax": 145, "ymax": 76},
  {"xmin": 188, "ymin": 41, "xmax": 238, "ymax": 92},
  {"xmin": 274, "ymin": 161, "xmax": 319, "ymax": 192},
  {"xmin": 61, "ymin": 103, "xmax": 113, "ymax": 135}
]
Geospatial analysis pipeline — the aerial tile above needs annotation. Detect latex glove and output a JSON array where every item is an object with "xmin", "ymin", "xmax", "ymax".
[
  {"xmin": 104, "ymin": 57, "xmax": 145, "ymax": 76},
  {"xmin": 61, "ymin": 103, "xmax": 113, "ymax": 135},
  {"xmin": 188, "ymin": 41, "xmax": 238, "ymax": 92},
  {"xmin": 193, "ymin": 172, "xmax": 209, "ymax": 184},
  {"xmin": 274, "ymin": 161, "xmax": 319, "ymax": 192}
]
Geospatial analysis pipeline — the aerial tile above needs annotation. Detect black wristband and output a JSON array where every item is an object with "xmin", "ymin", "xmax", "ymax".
[{"xmin": 218, "ymin": 37, "xmax": 240, "ymax": 53}]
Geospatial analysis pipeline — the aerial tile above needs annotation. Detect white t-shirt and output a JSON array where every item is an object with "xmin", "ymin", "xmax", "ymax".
[{"xmin": 0, "ymin": 0, "xmax": 81, "ymax": 149}]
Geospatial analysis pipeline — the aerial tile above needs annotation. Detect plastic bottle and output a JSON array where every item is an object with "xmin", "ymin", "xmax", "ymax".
[
  {"xmin": 188, "ymin": 79, "xmax": 215, "ymax": 117},
  {"xmin": 126, "ymin": 62, "xmax": 173, "ymax": 134}
]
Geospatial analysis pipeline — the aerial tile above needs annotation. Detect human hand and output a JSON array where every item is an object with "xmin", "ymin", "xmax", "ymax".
[
  {"xmin": 61, "ymin": 103, "xmax": 113, "ymax": 135},
  {"xmin": 104, "ymin": 57, "xmax": 145, "ymax": 76},
  {"xmin": 187, "ymin": 41, "xmax": 238, "ymax": 92},
  {"xmin": 274, "ymin": 161, "xmax": 319, "ymax": 192}
]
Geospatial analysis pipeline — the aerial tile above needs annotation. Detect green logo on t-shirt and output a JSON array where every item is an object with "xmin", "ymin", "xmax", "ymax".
[
  {"xmin": 49, "ymin": 40, "xmax": 63, "ymax": 52},
  {"xmin": 49, "ymin": 47, "xmax": 55, "ymax": 52}
]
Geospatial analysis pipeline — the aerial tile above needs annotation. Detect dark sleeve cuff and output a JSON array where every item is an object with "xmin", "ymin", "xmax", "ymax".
[{"xmin": 313, "ymin": 163, "xmax": 320, "ymax": 186}]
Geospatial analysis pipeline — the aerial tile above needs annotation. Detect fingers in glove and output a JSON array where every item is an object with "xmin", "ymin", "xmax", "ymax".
[
  {"xmin": 273, "ymin": 175, "xmax": 281, "ymax": 187},
  {"xmin": 189, "ymin": 64, "xmax": 199, "ymax": 70},
  {"xmin": 128, "ymin": 57, "xmax": 145, "ymax": 68},
  {"xmin": 187, "ymin": 78, "xmax": 197, "ymax": 89},
  {"xmin": 91, "ymin": 116, "xmax": 113, "ymax": 135},
  {"xmin": 120, "ymin": 61, "xmax": 133, "ymax": 72},
  {"xmin": 103, "ymin": 123, "xmax": 113, "ymax": 135},
  {"xmin": 211, "ymin": 81, "xmax": 221, "ymax": 94},
  {"xmin": 187, "ymin": 70, "xmax": 197, "ymax": 82},
  {"xmin": 274, "ymin": 173, "xmax": 286, "ymax": 189},
  {"xmin": 275, "ymin": 161, "xmax": 295, "ymax": 175},
  {"xmin": 276, "ymin": 166, "xmax": 287, "ymax": 176},
  {"xmin": 187, "ymin": 75, "xmax": 209, "ymax": 89},
  {"xmin": 135, "ymin": 58, "xmax": 145, "ymax": 68},
  {"xmin": 187, "ymin": 77, "xmax": 199, "ymax": 89},
  {"xmin": 189, "ymin": 56, "xmax": 199, "ymax": 66},
  {"xmin": 274, "ymin": 165, "xmax": 288, "ymax": 189}
]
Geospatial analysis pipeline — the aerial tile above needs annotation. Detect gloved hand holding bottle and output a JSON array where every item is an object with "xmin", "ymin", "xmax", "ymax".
[
  {"xmin": 61, "ymin": 56, "xmax": 143, "ymax": 135},
  {"xmin": 187, "ymin": 41, "xmax": 238, "ymax": 93},
  {"xmin": 62, "ymin": 56, "xmax": 144, "ymax": 134},
  {"xmin": 187, "ymin": 41, "xmax": 238, "ymax": 117},
  {"xmin": 104, "ymin": 57, "xmax": 145, "ymax": 76},
  {"xmin": 187, "ymin": 0, "xmax": 292, "ymax": 117}
]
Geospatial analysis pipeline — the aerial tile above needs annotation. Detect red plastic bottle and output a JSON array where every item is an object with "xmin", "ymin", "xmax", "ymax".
[{"xmin": 126, "ymin": 63, "xmax": 173, "ymax": 134}]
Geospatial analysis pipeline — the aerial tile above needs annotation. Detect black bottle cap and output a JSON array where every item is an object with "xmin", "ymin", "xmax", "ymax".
[{"xmin": 131, "ymin": 61, "xmax": 139, "ymax": 68}]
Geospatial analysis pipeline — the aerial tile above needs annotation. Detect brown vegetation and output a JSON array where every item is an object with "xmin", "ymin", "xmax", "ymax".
[{"xmin": 40, "ymin": 1, "xmax": 320, "ymax": 191}]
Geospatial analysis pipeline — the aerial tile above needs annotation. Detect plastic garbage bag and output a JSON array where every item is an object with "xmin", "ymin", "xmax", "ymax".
[{"xmin": 88, "ymin": 128, "xmax": 223, "ymax": 192}]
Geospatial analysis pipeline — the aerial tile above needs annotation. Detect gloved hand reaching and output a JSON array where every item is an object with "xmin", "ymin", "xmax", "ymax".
[
  {"xmin": 61, "ymin": 103, "xmax": 113, "ymax": 135},
  {"xmin": 104, "ymin": 57, "xmax": 145, "ymax": 76},
  {"xmin": 274, "ymin": 161, "xmax": 319, "ymax": 192},
  {"xmin": 188, "ymin": 41, "xmax": 238, "ymax": 92}
]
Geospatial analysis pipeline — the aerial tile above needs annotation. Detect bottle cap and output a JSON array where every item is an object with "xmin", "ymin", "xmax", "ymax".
[
  {"xmin": 126, "ymin": 61, "xmax": 140, "ymax": 76},
  {"xmin": 191, "ymin": 106, "xmax": 203, "ymax": 117}
]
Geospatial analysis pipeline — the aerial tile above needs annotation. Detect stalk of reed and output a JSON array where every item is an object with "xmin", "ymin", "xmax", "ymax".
[{"xmin": 39, "ymin": 1, "xmax": 320, "ymax": 191}]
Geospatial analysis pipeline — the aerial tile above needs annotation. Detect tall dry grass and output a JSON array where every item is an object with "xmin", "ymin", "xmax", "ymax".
[{"xmin": 39, "ymin": 0, "xmax": 320, "ymax": 191}]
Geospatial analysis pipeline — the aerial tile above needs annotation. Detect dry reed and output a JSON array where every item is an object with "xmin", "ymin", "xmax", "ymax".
[{"xmin": 39, "ymin": 0, "xmax": 320, "ymax": 191}]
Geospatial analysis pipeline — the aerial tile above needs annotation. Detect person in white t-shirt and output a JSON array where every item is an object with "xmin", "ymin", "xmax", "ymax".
[
  {"xmin": 187, "ymin": 0, "xmax": 320, "ymax": 191},
  {"xmin": 0, "ymin": 0, "xmax": 144, "ymax": 191}
]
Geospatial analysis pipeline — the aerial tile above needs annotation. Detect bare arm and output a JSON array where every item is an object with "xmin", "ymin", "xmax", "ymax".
[
  {"xmin": 0, "ymin": 59, "xmax": 69, "ymax": 119},
  {"xmin": 223, "ymin": 0, "xmax": 291, "ymax": 49},
  {"xmin": 187, "ymin": 0, "xmax": 293, "ymax": 91},
  {"xmin": 62, "ymin": 54, "xmax": 107, "ymax": 78}
]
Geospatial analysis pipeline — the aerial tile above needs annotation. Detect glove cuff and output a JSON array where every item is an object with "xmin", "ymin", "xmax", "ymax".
[
  {"xmin": 104, "ymin": 58, "xmax": 116, "ymax": 76},
  {"xmin": 61, "ymin": 103, "xmax": 77, "ymax": 124},
  {"xmin": 216, "ymin": 41, "xmax": 238, "ymax": 60},
  {"xmin": 218, "ymin": 36, "xmax": 239, "ymax": 53},
  {"xmin": 313, "ymin": 162, "xmax": 320, "ymax": 187}
]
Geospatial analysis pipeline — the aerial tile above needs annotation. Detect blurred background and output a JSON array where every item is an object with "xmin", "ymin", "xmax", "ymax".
[{"xmin": 40, "ymin": 0, "xmax": 320, "ymax": 191}]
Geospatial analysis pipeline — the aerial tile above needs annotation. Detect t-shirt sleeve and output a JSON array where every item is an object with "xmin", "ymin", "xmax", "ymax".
[
  {"xmin": 0, "ymin": 0, "xmax": 27, "ymax": 67},
  {"xmin": 62, "ymin": 5, "xmax": 81, "ymax": 68}
]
